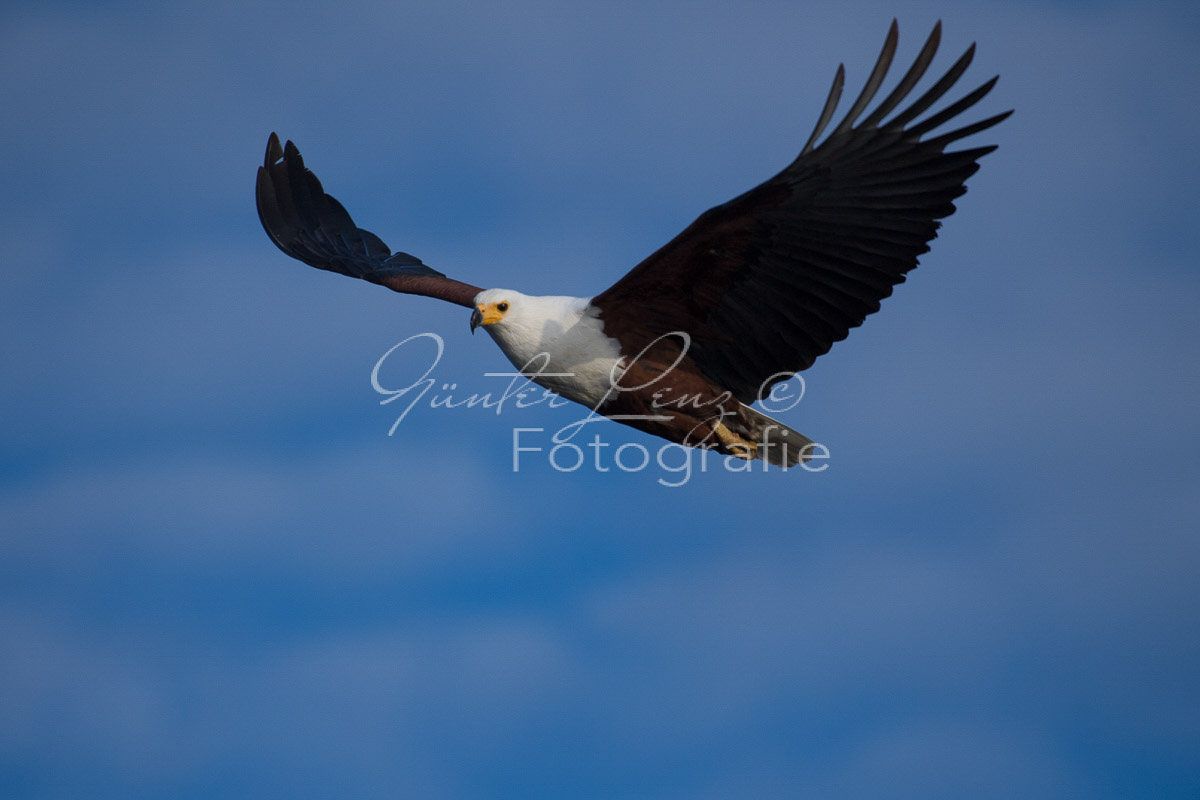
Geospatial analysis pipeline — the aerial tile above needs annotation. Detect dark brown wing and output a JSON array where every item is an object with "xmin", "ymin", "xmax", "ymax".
[
  {"xmin": 256, "ymin": 133, "xmax": 483, "ymax": 308},
  {"xmin": 591, "ymin": 21, "xmax": 1012, "ymax": 402}
]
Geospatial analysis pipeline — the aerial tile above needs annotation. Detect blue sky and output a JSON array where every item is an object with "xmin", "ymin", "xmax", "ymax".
[{"xmin": 2, "ymin": 0, "xmax": 1198, "ymax": 797}]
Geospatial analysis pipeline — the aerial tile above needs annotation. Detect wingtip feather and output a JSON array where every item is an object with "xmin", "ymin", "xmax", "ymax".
[{"xmin": 264, "ymin": 132, "xmax": 283, "ymax": 168}]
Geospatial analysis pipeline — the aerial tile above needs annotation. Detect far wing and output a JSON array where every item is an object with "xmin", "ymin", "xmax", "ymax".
[{"xmin": 256, "ymin": 133, "xmax": 483, "ymax": 308}]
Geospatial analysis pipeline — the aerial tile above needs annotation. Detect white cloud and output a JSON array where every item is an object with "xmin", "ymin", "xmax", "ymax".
[
  {"xmin": 804, "ymin": 718, "xmax": 1091, "ymax": 799},
  {"xmin": 0, "ymin": 440, "xmax": 507, "ymax": 577}
]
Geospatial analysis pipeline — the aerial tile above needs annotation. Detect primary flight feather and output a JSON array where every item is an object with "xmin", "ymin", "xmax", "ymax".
[{"xmin": 256, "ymin": 20, "xmax": 1010, "ymax": 468}]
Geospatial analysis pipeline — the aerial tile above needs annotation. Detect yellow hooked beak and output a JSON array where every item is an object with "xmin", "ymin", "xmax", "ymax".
[{"xmin": 470, "ymin": 304, "xmax": 504, "ymax": 334}]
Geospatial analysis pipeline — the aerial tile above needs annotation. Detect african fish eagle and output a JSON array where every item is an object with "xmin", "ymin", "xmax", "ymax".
[{"xmin": 256, "ymin": 21, "xmax": 1010, "ymax": 468}]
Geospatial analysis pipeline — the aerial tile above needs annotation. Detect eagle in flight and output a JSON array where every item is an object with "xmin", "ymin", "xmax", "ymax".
[{"xmin": 257, "ymin": 21, "xmax": 1010, "ymax": 468}]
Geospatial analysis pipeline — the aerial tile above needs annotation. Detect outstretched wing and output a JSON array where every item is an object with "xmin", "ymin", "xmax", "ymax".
[
  {"xmin": 256, "ymin": 133, "xmax": 483, "ymax": 308},
  {"xmin": 591, "ymin": 21, "xmax": 1012, "ymax": 402}
]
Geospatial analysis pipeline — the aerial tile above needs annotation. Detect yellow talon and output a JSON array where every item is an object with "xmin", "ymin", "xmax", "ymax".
[{"xmin": 712, "ymin": 420, "xmax": 757, "ymax": 460}]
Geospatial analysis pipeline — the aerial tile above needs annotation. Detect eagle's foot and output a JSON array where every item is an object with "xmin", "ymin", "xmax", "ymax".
[{"xmin": 712, "ymin": 420, "xmax": 757, "ymax": 461}]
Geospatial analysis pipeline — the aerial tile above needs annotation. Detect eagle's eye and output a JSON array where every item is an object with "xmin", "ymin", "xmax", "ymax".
[{"xmin": 497, "ymin": 302, "xmax": 509, "ymax": 312}]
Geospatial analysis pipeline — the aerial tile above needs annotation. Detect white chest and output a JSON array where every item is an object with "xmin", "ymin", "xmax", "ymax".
[{"xmin": 485, "ymin": 297, "xmax": 624, "ymax": 409}]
